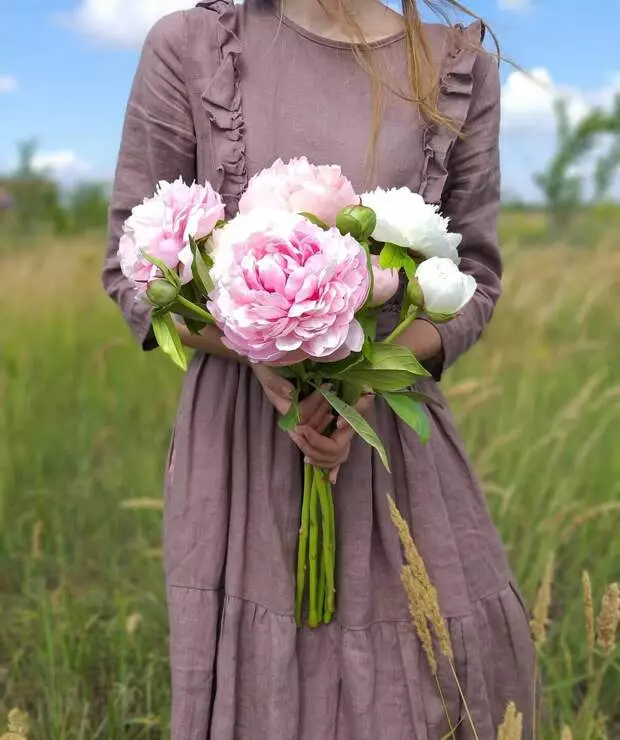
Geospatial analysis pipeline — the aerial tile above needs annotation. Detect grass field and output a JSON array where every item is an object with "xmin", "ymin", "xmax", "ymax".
[{"xmin": 1, "ymin": 212, "xmax": 619, "ymax": 738}]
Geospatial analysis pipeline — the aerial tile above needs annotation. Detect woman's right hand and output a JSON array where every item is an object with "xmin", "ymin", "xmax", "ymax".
[{"xmin": 251, "ymin": 365, "xmax": 333, "ymax": 433}]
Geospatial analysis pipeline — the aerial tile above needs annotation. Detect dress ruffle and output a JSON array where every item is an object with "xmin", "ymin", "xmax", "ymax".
[
  {"xmin": 167, "ymin": 581, "xmax": 535, "ymax": 739},
  {"xmin": 197, "ymin": 1, "xmax": 247, "ymax": 214},
  {"xmin": 419, "ymin": 20, "xmax": 485, "ymax": 205}
]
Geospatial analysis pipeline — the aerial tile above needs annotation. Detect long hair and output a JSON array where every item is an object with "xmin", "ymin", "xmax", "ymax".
[{"xmin": 276, "ymin": 0, "xmax": 500, "ymax": 174}]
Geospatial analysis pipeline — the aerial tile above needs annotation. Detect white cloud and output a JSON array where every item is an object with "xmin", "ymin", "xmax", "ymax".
[
  {"xmin": 0, "ymin": 75, "xmax": 18, "ymax": 94},
  {"xmin": 69, "ymin": 0, "xmax": 196, "ymax": 47},
  {"xmin": 32, "ymin": 150, "xmax": 91, "ymax": 179},
  {"xmin": 500, "ymin": 68, "xmax": 620, "ymax": 199},
  {"xmin": 498, "ymin": 0, "xmax": 533, "ymax": 13},
  {"xmin": 501, "ymin": 67, "xmax": 619, "ymax": 133}
]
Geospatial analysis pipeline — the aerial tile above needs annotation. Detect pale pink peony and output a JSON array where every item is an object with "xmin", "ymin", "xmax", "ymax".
[
  {"xmin": 368, "ymin": 255, "xmax": 400, "ymax": 307},
  {"xmin": 119, "ymin": 177, "xmax": 225, "ymax": 290},
  {"xmin": 208, "ymin": 209, "xmax": 370, "ymax": 363},
  {"xmin": 238, "ymin": 157, "xmax": 359, "ymax": 227}
]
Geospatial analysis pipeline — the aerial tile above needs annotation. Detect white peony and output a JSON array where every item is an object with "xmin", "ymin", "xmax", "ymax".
[
  {"xmin": 415, "ymin": 257, "xmax": 477, "ymax": 315},
  {"xmin": 361, "ymin": 187, "xmax": 462, "ymax": 264}
]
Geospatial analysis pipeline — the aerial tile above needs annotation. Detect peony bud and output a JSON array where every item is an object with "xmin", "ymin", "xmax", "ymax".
[
  {"xmin": 369, "ymin": 255, "xmax": 399, "ymax": 307},
  {"xmin": 415, "ymin": 256, "xmax": 477, "ymax": 316},
  {"xmin": 336, "ymin": 205, "xmax": 377, "ymax": 242},
  {"xmin": 146, "ymin": 279, "xmax": 180, "ymax": 308},
  {"xmin": 406, "ymin": 276, "xmax": 425, "ymax": 309}
]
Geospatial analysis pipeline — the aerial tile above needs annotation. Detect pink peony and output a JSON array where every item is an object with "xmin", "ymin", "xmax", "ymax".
[
  {"xmin": 368, "ymin": 255, "xmax": 400, "ymax": 308},
  {"xmin": 119, "ymin": 177, "xmax": 224, "ymax": 290},
  {"xmin": 208, "ymin": 209, "xmax": 370, "ymax": 363},
  {"xmin": 238, "ymin": 157, "xmax": 359, "ymax": 227}
]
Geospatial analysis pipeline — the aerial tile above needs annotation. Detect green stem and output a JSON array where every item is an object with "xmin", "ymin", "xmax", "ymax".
[
  {"xmin": 317, "ymin": 510, "xmax": 325, "ymax": 624},
  {"xmin": 295, "ymin": 463, "xmax": 312, "ymax": 626},
  {"xmin": 383, "ymin": 308, "xmax": 420, "ymax": 344},
  {"xmin": 308, "ymin": 470, "xmax": 320, "ymax": 628},
  {"xmin": 316, "ymin": 469, "xmax": 335, "ymax": 623},
  {"xmin": 173, "ymin": 295, "xmax": 216, "ymax": 324}
]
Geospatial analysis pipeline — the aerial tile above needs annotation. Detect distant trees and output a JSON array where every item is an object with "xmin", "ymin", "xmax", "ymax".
[
  {"xmin": 0, "ymin": 139, "xmax": 109, "ymax": 237},
  {"xmin": 534, "ymin": 94, "xmax": 620, "ymax": 226}
]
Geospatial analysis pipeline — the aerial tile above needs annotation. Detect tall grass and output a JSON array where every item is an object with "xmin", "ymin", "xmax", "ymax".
[{"xmin": 1, "ymin": 214, "xmax": 619, "ymax": 737}]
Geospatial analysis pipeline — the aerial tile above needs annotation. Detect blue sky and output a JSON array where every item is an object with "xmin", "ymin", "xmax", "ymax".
[{"xmin": 1, "ymin": 0, "xmax": 618, "ymax": 199}]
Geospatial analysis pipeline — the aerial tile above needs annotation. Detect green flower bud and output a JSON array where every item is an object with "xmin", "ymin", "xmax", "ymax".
[
  {"xmin": 406, "ymin": 277, "xmax": 425, "ymax": 309},
  {"xmin": 336, "ymin": 205, "xmax": 377, "ymax": 241},
  {"xmin": 147, "ymin": 279, "xmax": 180, "ymax": 308}
]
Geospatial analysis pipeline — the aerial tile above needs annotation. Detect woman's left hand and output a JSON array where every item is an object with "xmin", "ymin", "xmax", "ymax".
[{"xmin": 290, "ymin": 394, "xmax": 374, "ymax": 484}]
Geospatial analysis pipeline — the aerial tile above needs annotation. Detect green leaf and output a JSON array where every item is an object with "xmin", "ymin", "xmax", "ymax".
[
  {"xmin": 340, "ymin": 381, "xmax": 364, "ymax": 406},
  {"xmin": 299, "ymin": 211, "xmax": 329, "ymax": 230},
  {"xmin": 381, "ymin": 391, "xmax": 431, "ymax": 444},
  {"xmin": 318, "ymin": 388, "xmax": 391, "ymax": 471},
  {"xmin": 278, "ymin": 389, "xmax": 301, "ymax": 432},
  {"xmin": 189, "ymin": 237, "xmax": 214, "ymax": 294},
  {"xmin": 364, "ymin": 342, "xmax": 430, "ymax": 378},
  {"xmin": 326, "ymin": 343, "xmax": 430, "ymax": 392},
  {"xmin": 151, "ymin": 312, "xmax": 187, "ymax": 370},
  {"xmin": 142, "ymin": 252, "xmax": 181, "ymax": 289},
  {"xmin": 402, "ymin": 255, "xmax": 417, "ymax": 279},
  {"xmin": 183, "ymin": 317, "xmax": 205, "ymax": 336},
  {"xmin": 361, "ymin": 338, "xmax": 373, "ymax": 362},
  {"xmin": 379, "ymin": 243, "xmax": 404, "ymax": 270},
  {"xmin": 389, "ymin": 389, "xmax": 442, "ymax": 408},
  {"xmin": 310, "ymin": 353, "xmax": 365, "ymax": 378},
  {"xmin": 338, "ymin": 368, "xmax": 419, "ymax": 392},
  {"xmin": 358, "ymin": 309, "xmax": 379, "ymax": 342},
  {"xmin": 379, "ymin": 244, "xmax": 417, "ymax": 278}
]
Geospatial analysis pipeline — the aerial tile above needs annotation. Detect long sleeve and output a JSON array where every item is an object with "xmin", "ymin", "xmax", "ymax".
[
  {"xmin": 102, "ymin": 11, "xmax": 196, "ymax": 350},
  {"xmin": 425, "ymin": 52, "xmax": 502, "ymax": 378}
]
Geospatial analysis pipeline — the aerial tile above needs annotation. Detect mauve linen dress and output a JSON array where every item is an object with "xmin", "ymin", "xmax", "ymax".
[{"xmin": 102, "ymin": 1, "xmax": 537, "ymax": 738}]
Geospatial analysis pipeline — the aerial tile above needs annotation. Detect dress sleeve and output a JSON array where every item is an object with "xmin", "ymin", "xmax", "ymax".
[
  {"xmin": 102, "ymin": 11, "xmax": 197, "ymax": 350},
  {"xmin": 423, "ymin": 52, "xmax": 502, "ymax": 379}
]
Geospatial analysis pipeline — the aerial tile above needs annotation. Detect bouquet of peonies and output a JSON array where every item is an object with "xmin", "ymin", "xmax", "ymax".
[{"xmin": 119, "ymin": 158, "xmax": 476, "ymax": 628}]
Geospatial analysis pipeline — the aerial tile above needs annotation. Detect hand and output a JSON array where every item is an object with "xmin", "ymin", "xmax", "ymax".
[
  {"xmin": 290, "ymin": 394, "xmax": 375, "ymax": 484},
  {"xmin": 252, "ymin": 366, "xmax": 333, "ymax": 433}
]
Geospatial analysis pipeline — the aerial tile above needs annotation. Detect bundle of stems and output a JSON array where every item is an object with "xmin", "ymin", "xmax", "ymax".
[{"xmin": 295, "ymin": 464, "xmax": 336, "ymax": 627}]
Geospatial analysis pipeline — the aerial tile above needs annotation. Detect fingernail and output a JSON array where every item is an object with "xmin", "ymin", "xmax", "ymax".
[
  {"xmin": 304, "ymin": 456, "xmax": 311, "ymax": 464},
  {"xmin": 321, "ymin": 383, "xmax": 332, "ymax": 390}
]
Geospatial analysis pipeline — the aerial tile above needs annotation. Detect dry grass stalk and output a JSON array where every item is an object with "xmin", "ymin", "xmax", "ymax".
[
  {"xmin": 596, "ymin": 583, "xmax": 620, "ymax": 656},
  {"xmin": 1, "ymin": 709, "xmax": 30, "ymax": 738},
  {"xmin": 387, "ymin": 495, "xmax": 453, "ymax": 674},
  {"xmin": 126, "ymin": 612, "xmax": 143, "ymax": 636},
  {"xmin": 560, "ymin": 726, "xmax": 573, "ymax": 740},
  {"xmin": 30, "ymin": 520, "xmax": 44, "ymax": 560},
  {"xmin": 120, "ymin": 498, "xmax": 163, "ymax": 511},
  {"xmin": 562, "ymin": 503, "xmax": 620, "ymax": 540},
  {"xmin": 497, "ymin": 702, "xmax": 523, "ymax": 740},
  {"xmin": 530, "ymin": 553, "xmax": 555, "ymax": 650},
  {"xmin": 582, "ymin": 571, "xmax": 595, "ymax": 674}
]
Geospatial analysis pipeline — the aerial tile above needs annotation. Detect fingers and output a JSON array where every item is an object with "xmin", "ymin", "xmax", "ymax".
[
  {"xmin": 290, "ymin": 424, "xmax": 354, "ymax": 468},
  {"xmin": 301, "ymin": 399, "xmax": 333, "ymax": 432},
  {"xmin": 298, "ymin": 389, "xmax": 329, "ymax": 425},
  {"xmin": 329, "ymin": 464, "xmax": 341, "ymax": 485},
  {"xmin": 252, "ymin": 365, "xmax": 296, "ymax": 416}
]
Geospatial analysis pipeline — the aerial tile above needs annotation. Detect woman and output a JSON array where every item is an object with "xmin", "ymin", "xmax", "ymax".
[{"xmin": 103, "ymin": 0, "xmax": 537, "ymax": 737}]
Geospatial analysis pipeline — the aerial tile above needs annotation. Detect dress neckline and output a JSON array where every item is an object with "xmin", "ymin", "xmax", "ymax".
[{"xmin": 269, "ymin": 5, "xmax": 407, "ymax": 50}]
